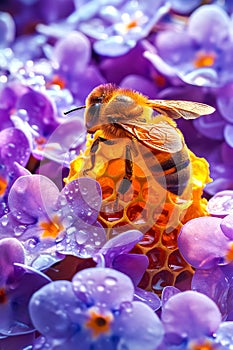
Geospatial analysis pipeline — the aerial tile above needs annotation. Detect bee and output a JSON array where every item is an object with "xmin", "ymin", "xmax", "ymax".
[{"xmin": 65, "ymin": 83, "xmax": 215, "ymax": 198}]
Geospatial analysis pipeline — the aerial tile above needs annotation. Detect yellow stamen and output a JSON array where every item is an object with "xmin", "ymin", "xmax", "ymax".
[
  {"xmin": 0, "ymin": 176, "xmax": 8, "ymax": 196},
  {"xmin": 194, "ymin": 52, "xmax": 216, "ymax": 68},
  {"xmin": 40, "ymin": 215, "xmax": 64, "ymax": 239},
  {"xmin": 85, "ymin": 308, "xmax": 113, "ymax": 338}
]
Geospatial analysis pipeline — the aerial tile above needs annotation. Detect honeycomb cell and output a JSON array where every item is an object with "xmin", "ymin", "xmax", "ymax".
[
  {"xmin": 98, "ymin": 177, "xmax": 115, "ymax": 200},
  {"xmin": 154, "ymin": 206, "xmax": 174, "ymax": 226},
  {"xmin": 162, "ymin": 228, "xmax": 179, "ymax": 249},
  {"xmin": 107, "ymin": 159, "xmax": 125, "ymax": 178},
  {"xmin": 137, "ymin": 225, "xmax": 161, "ymax": 248},
  {"xmin": 151, "ymin": 270, "xmax": 174, "ymax": 294},
  {"xmin": 168, "ymin": 250, "xmax": 188, "ymax": 271},
  {"xmin": 99, "ymin": 201, "xmax": 124, "ymax": 222},
  {"xmin": 126, "ymin": 201, "xmax": 147, "ymax": 223},
  {"xmin": 147, "ymin": 247, "xmax": 166, "ymax": 270}
]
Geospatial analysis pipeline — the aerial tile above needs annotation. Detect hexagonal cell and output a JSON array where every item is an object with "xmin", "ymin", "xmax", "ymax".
[
  {"xmin": 98, "ymin": 177, "xmax": 115, "ymax": 200},
  {"xmin": 168, "ymin": 250, "xmax": 188, "ymax": 271},
  {"xmin": 146, "ymin": 247, "xmax": 167, "ymax": 270},
  {"xmin": 151, "ymin": 270, "xmax": 174, "ymax": 294},
  {"xmin": 161, "ymin": 228, "xmax": 179, "ymax": 249},
  {"xmin": 107, "ymin": 159, "xmax": 125, "ymax": 178},
  {"xmin": 126, "ymin": 201, "xmax": 148, "ymax": 224},
  {"xmin": 100, "ymin": 201, "xmax": 124, "ymax": 222},
  {"xmin": 137, "ymin": 225, "xmax": 161, "ymax": 248}
]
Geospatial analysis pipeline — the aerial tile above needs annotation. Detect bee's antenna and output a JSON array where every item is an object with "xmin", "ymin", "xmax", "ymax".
[{"xmin": 64, "ymin": 105, "xmax": 86, "ymax": 115}]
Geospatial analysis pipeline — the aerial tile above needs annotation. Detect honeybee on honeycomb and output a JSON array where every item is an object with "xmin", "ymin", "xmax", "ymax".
[{"xmin": 65, "ymin": 84, "xmax": 214, "ymax": 293}]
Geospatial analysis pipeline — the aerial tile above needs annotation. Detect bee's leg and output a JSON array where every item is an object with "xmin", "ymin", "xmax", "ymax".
[
  {"xmin": 84, "ymin": 137, "xmax": 115, "ymax": 175},
  {"xmin": 115, "ymin": 144, "xmax": 133, "ymax": 208}
]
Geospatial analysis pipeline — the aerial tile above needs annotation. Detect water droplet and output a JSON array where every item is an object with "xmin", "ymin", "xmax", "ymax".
[
  {"xmin": 97, "ymin": 284, "xmax": 105, "ymax": 292},
  {"xmin": 75, "ymin": 230, "xmax": 88, "ymax": 244},
  {"xmin": 105, "ymin": 276, "xmax": 117, "ymax": 287},
  {"xmin": 60, "ymin": 285, "xmax": 68, "ymax": 293},
  {"xmin": 59, "ymin": 195, "xmax": 67, "ymax": 206},
  {"xmin": 79, "ymin": 284, "xmax": 87, "ymax": 293},
  {"xmin": 16, "ymin": 211, "xmax": 22, "ymax": 220},
  {"xmin": 26, "ymin": 237, "xmax": 38, "ymax": 249},
  {"xmin": 34, "ymin": 299, "xmax": 41, "ymax": 306},
  {"xmin": 66, "ymin": 226, "xmax": 76, "ymax": 235},
  {"xmin": 120, "ymin": 301, "xmax": 133, "ymax": 313},
  {"xmin": 87, "ymin": 208, "xmax": 92, "ymax": 216},
  {"xmin": 1, "ymin": 215, "xmax": 8, "ymax": 227},
  {"xmin": 14, "ymin": 225, "xmax": 26, "ymax": 236},
  {"xmin": 81, "ymin": 187, "xmax": 88, "ymax": 196},
  {"xmin": 8, "ymin": 143, "xmax": 16, "ymax": 149}
]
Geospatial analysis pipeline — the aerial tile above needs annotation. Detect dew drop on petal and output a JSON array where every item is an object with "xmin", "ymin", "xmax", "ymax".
[
  {"xmin": 75, "ymin": 230, "xmax": 88, "ymax": 244},
  {"xmin": 120, "ymin": 301, "xmax": 133, "ymax": 313},
  {"xmin": 1, "ymin": 215, "xmax": 8, "ymax": 227},
  {"xmin": 14, "ymin": 225, "xmax": 26, "ymax": 236},
  {"xmin": 81, "ymin": 187, "xmax": 88, "ymax": 196},
  {"xmin": 97, "ymin": 284, "xmax": 105, "ymax": 292},
  {"xmin": 104, "ymin": 276, "xmax": 117, "ymax": 287}
]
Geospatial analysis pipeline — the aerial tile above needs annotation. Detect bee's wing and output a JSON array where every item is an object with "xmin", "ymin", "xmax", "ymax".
[
  {"xmin": 122, "ymin": 121, "xmax": 183, "ymax": 153},
  {"xmin": 148, "ymin": 100, "xmax": 215, "ymax": 120}
]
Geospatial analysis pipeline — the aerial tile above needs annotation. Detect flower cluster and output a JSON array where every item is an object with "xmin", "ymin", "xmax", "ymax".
[{"xmin": 1, "ymin": 0, "xmax": 233, "ymax": 349}]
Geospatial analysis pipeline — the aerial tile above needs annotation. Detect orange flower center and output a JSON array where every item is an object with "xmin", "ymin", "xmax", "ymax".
[
  {"xmin": 126, "ymin": 19, "xmax": 138, "ymax": 30},
  {"xmin": 0, "ymin": 288, "xmax": 7, "ymax": 304},
  {"xmin": 194, "ymin": 51, "xmax": 216, "ymax": 68},
  {"xmin": 46, "ymin": 74, "xmax": 66, "ymax": 89},
  {"xmin": 0, "ymin": 176, "xmax": 8, "ymax": 196},
  {"xmin": 190, "ymin": 339, "xmax": 216, "ymax": 350},
  {"xmin": 40, "ymin": 215, "xmax": 64, "ymax": 239},
  {"xmin": 85, "ymin": 308, "xmax": 113, "ymax": 338}
]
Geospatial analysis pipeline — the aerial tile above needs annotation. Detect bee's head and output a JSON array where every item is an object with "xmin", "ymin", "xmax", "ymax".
[{"xmin": 85, "ymin": 84, "xmax": 117, "ymax": 132}]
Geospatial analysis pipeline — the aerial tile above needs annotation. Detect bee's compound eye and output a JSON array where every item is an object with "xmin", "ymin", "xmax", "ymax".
[{"xmin": 85, "ymin": 103, "xmax": 101, "ymax": 130}]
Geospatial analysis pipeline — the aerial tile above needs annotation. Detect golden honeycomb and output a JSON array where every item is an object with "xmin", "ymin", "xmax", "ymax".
[{"xmin": 66, "ymin": 130, "xmax": 211, "ymax": 294}]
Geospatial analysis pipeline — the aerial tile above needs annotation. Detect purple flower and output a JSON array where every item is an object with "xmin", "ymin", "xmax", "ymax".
[
  {"xmin": 37, "ymin": 0, "xmax": 170, "ymax": 57},
  {"xmin": 144, "ymin": 5, "xmax": 233, "ymax": 87},
  {"xmin": 0, "ymin": 237, "xmax": 51, "ymax": 336},
  {"xmin": 95, "ymin": 230, "xmax": 161, "ymax": 311},
  {"xmin": 178, "ymin": 214, "xmax": 233, "ymax": 318},
  {"xmin": 29, "ymin": 267, "xmax": 164, "ymax": 350},
  {"xmin": 0, "ymin": 127, "xmax": 31, "ymax": 217},
  {"xmin": 0, "ymin": 175, "xmax": 106, "ymax": 266},
  {"xmin": 160, "ymin": 290, "xmax": 225, "ymax": 349}
]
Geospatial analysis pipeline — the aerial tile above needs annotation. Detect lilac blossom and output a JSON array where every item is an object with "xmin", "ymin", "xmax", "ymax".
[
  {"xmin": 178, "ymin": 214, "xmax": 233, "ymax": 318},
  {"xmin": 29, "ymin": 267, "xmax": 164, "ymax": 350},
  {"xmin": 159, "ymin": 290, "xmax": 232, "ymax": 349},
  {"xmin": 0, "ymin": 237, "xmax": 51, "ymax": 336},
  {"xmin": 37, "ymin": 0, "xmax": 170, "ymax": 57},
  {"xmin": 0, "ymin": 175, "xmax": 106, "ymax": 267},
  {"xmin": 144, "ymin": 5, "xmax": 233, "ymax": 87},
  {"xmin": 95, "ymin": 230, "xmax": 161, "ymax": 311},
  {"xmin": 0, "ymin": 127, "xmax": 30, "ymax": 217}
]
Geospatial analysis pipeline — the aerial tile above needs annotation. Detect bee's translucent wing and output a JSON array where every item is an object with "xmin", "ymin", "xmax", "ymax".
[
  {"xmin": 122, "ymin": 120, "xmax": 183, "ymax": 153},
  {"xmin": 148, "ymin": 100, "xmax": 215, "ymax": 120}
]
